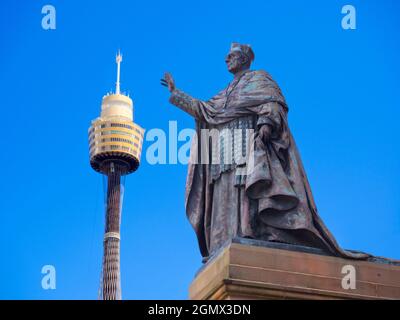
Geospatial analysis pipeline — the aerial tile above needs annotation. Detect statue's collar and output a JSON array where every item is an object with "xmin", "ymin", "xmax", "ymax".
[{"xmin": 233, "ymin": 69, "xmax": 252, "ymax": 80}]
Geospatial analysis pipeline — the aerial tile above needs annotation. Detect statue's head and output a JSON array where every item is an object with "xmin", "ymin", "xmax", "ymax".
[{"xmin": 225, "ymin": 43, "xmax": 255, "ymax": 75}]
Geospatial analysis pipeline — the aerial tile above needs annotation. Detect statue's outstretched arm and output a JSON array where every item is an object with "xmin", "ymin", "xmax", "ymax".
[
  {"xmin": 161, "ymin": 72, "xmax": 208, "ymax": 121},
  {"xmin": 169, "ymin": 89, "xmax": 209, "ymax": 121}
]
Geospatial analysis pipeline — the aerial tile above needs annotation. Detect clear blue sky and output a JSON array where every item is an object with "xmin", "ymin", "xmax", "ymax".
[{"xmin": 0, "ymin": 0, "xmax": 399, "ymax": 299}]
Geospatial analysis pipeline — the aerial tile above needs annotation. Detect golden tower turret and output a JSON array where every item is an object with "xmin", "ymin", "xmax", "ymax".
[
  {"xmin": 88, "ymin": 52, "xmax": 144, "ymax": 300},
  {"xmin": 89, "ymin": 52, "xmax": 144, "ymax": 174}
]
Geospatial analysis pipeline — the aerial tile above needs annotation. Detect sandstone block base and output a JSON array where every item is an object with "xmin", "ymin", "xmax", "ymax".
[{"xmin": 189, "ymin": 241, "xmax": 400, "ymax": 300}]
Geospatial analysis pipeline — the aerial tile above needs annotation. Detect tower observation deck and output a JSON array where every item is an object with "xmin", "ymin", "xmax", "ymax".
[{"xmin": 88, "ymin": 52, "xmax": 144, "ymax": 300}]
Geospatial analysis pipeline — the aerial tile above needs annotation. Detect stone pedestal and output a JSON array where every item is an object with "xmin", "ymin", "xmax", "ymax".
[{"xmin": 189, "ymin": 240, "xmax": 400, "ymax": 300}]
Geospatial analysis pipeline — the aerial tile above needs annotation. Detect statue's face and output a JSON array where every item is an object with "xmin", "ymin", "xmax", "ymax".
[{"xmin": 225, "ymin": 51, "xmax": 245, "ymax": 74}]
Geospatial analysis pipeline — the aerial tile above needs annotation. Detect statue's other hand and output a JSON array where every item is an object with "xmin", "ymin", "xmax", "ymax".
[
  {"xmin": 256, "ymin": 124, "xmax": 272, "ymax": 149},
  {"xmin": 160, "ymin": 72, "xmax": 176, "ymax": 93}
]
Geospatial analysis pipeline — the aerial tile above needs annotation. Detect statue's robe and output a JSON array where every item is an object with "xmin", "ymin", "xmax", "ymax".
[{"xmin": 170, "ymin": 69, "xmax": 369, "ymax": 261}]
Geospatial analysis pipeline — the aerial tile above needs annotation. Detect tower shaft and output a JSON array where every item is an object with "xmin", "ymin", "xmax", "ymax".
[{"xmin": 102, "ymin": 162, "xmax": 123, "ymax": 300}]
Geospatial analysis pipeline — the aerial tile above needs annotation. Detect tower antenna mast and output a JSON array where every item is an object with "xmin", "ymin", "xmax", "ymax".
[{"xmin": 116, "ymin": 51, "xmax": 122, "ymax": 94}]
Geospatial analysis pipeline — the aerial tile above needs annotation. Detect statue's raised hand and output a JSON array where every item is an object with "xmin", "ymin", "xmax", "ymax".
[{"xmin": 161, "ymin": 72, "xmax": 176, "ymax": 93}]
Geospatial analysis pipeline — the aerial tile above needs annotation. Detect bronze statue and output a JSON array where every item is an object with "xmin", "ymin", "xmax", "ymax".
[{"xmin": 161, "ymin": 43, "xmax": 369, "ymax": 263}]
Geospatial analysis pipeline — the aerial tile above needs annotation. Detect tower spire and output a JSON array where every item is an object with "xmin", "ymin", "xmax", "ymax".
[{"xmin": 115, "ymin": 50, "xmax": 122, "ymax": 95}]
